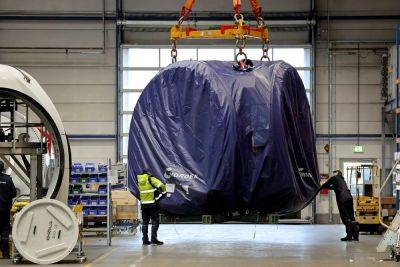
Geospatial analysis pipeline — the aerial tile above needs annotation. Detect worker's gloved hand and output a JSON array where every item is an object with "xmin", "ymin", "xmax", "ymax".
[{"xmin": 165, "ymin": 168, "xmax": 172, "ymax": 179}]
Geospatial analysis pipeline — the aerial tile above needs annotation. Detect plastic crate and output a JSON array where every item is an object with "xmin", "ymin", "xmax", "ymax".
[
  {"xmin": 98, "ymin": 185, "xmax": 107, "ymax": 194},
  {"xmin": 89, "ymin": 207, "xmax": 98, "ymax": 215},
  {"xmin": 98, "ymin": 175, "xmax": 108, "ymax": 183},
  {"xmin": 70, "ymin": 177, "xmax": 79, "ymax": 184},
  {"xmin": 72, "ymin": 163, "xmax": 84, "ymax": 173},
  {"xmin": 81, "ymin": 196, "xmax": 90, "ymax": 206},
  {"xmin": 72, "ymin": 185, "xmax": 82, "ymax": 194},
  {"xmin": 90, "ymin": 196, "xmax": 99, "ymax": 206},
  {"xmin": 89, "ymin": 174, "xmax": 98, "ymax": 183},
  {"xmin": 98, "ymin": 196, "xmax": 107, "ymax": 205},
  {"xmin": 68, "ymin": 196, "xmax": 74, "ymax": 206},
  {"xmin": 85, "ymin": 163, "xmax": 96, "ymax": 173},
  {"xmin": 83, "ymin": 208, "xmax": 90, "ymax": 216},
  {"xmin": 98, "ymin": 207, "xmax": 107, "ymax": 215},
  {"xmin": 80, "ymin": 174, "xmax": 89, "ymax": 184},
  {"xmin": 98, "ymin": 164, "xmax": 108, "ymax": 173}
]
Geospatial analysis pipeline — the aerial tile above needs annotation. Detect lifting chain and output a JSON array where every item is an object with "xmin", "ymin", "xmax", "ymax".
[
  {"xmin": 171, "ymin": 40, "xmax": 178, "ymax": 63},
  {"xmin": 235, "ymin": 38, "xmax": 248, "ymax": 63},
  {"xmin": 260, "ymin": 41, "xmax": 270, "ymax": 61}
]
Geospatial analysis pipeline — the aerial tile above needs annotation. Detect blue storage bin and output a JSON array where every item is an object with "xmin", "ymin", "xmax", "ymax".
[
  {"xmin": 89, "ymin": 207, "xmax": 98, "ymax": 215},
  {"xmin": 73, "ymin": 196, "xmax": 80, "ymax": 205},
  {"xmin": 98, "ymin": 164, "xmax": 107, "ymax": 172},
  {"xmin": 85, "ymin": 162, "xmax": 96, "ymax": 173},
  {"xmin": 98, "ymin": 207, "xmax": 107, "ymax": 215},
  {"xmin": 90, "ymin": 196, "xmax": 99, "ymax": 206},
  {"xmin": 68, "ymin": 196, "xmax": 74, "ymax": 206},
  {"xmin": 98, "ymin": 177, "xmax": 107, "ymax": 183},
  {"xmin": 98, "ymin": 173, "xmax": 107, "ymax": 183},
  {"xmin": 89, "ymin": 174, "xmax": 98, "ymax": 183},
  {"xmin": 98, "ymin": 196, "xmax": 107, "ymax": 205},
  {"xmin": 83, "ymin": 208, "xmax": 90, "ymax": 215},
  {"xmin": 81, "ymin": 196, "xmax": 90, "ymax": 206},
  {"xmin": 98, "ymin": 185, "xmax": 107, "ymax": 194},
  {"xmin": 72, "ymin": 163, "xmax": 84, "ymax": 173},
  {"xmin": 70, "ymin": 175, "xmax": 80, "ymax": 184}
]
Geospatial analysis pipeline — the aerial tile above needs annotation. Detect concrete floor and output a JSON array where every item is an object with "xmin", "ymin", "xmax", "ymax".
[{"xmin": 1, "ymin": 224, "xmax": 398, "ymax": 267}]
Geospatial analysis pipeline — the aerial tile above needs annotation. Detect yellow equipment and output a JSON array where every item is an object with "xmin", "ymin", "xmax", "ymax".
[
  {"xmin": 348, "ymin": 164, "xmax": 384, "ymax": 234},
  {"xmin": 169, "ymin": 0, "xmax": 270, "ymax": 64}
]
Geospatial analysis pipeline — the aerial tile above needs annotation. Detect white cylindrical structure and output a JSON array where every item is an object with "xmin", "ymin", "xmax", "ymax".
[{"xmin": 0, "ymin": 64, "xmax": 71, "ymax": 202}]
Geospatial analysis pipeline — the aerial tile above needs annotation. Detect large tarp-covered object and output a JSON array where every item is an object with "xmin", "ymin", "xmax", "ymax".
[{"xmin": 128, "ymin": 60, "xmax": 320, "ymax": 215}]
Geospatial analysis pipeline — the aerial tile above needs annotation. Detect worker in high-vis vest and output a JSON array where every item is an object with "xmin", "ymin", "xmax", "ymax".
[{"xmin": 137, "ymin": 170, "xmax": 166, "ymax": 245}]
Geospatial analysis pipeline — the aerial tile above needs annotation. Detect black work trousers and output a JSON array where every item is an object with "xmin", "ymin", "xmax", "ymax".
[
  {"xmin": 0, "ymin": 210, "xmax": 10, "ymax": 258},
  {"xmin": 338, "ymin": 198, "xmax": 356, "ymax": 237},
  {"xmin": 141, "ymin": 204, "xmax": 160, "ymax": 242}
]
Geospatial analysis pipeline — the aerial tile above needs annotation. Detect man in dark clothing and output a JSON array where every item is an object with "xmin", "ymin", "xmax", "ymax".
[
  {"xmin": 0, "ymin": 160, "xmax": 16, "ymax": 258},
  {"xmin": 322, "ymin": 170, "xmax": 360, "ymax": 242}
]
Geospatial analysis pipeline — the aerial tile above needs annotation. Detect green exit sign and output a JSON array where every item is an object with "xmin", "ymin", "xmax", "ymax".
[{"xmin": 353, "ymin": 145, "xmax": 364, "ymax": 153}]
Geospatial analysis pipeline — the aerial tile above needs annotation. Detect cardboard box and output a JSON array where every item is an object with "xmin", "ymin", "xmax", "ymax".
[
  {"xmin": 381, "ymin": 197, "xmax": 396, "ymax": 205},
  {"xmin": 388, "ymin": 208, "xmax": 398, "ymax": 216},
  {"xmin": 114, "ymin": 205, "xmax": 138, "ymax": 220},
  {"xmin": 111, "ymin": 190, "xmax": 137, "ymax": 205}
]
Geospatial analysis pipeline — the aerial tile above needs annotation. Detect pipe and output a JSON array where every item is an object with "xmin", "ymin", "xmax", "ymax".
[
  {"xmin": 0, "ymin": 47, "xmax": 104, "ymax": 53},
  {"xmin": 327, "ymin": 0, "xmax": 333, "ymax": 224},
  {"xmin": 102, "ymin": 0, "xmax": 106, "ymax": 54},
  {"xmin": 117, "ymin": 19, "xmax": 315, "ymax": 27},
  {"xmin": 357, "ymin": 43, "xmax": 360, "ymax": 146},
  {"xmin": 68, "ymin": 134, "xmax": 116, "ymax": 140},
  {"xmin": 115, "ymin": 0, "xmax": 122, "ymax": 161},
  {"xmin": 1, "ymin": 12, "xmax": 398, "ymax": 22},
  {"xmin": 311, "ymin": 0, "xmax": 317, "ymax": 224}
]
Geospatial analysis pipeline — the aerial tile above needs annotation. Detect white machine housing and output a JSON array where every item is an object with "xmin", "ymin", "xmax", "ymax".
[{"xmin": 0, "ymin": 64, "xmax": 70, "ymax": 202}]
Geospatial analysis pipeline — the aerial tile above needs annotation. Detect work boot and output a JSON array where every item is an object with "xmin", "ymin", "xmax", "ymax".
[
  {"xmin": 340, "ymin": 235, "xmax": 353, "ymax": 242},
  {"xmin": 142, "ymin": 239, "xmax": 151, "ymax": 246},
  {"xmin": 151, "ymin": 239, "xmax": 164, "ymax": 246}
]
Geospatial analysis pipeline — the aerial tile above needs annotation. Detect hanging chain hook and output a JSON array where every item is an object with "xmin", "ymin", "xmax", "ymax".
[
  {"xmin": 234, "ymin": 13, "xmax": 244, "ymax": 24},
  {"xmin": 260, "ymin": 41, "xmax": 270, "ymax": 61},
  {"xmin": 171, "ymin": 40, "xmax": 178, "ymax": 64},
  {"xmin": 235, "ymin": 38, "xmax": 248, "ymax": 64}
]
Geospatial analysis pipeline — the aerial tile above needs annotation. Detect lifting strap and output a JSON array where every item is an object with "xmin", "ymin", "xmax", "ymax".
[{"xmin": 179, "ymin": 0, "xmax": 263, "ymax": 24}]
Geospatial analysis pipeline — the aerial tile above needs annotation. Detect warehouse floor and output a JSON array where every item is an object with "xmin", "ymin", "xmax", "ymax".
[{"xmin": 1, "ymin": 224, "xmax": 397, "ymax": 266}]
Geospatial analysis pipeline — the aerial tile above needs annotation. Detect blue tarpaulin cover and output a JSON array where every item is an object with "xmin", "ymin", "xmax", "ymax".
[{"xmin": 128, "ymin": 60, "xmax": 320, "ymax": 215}]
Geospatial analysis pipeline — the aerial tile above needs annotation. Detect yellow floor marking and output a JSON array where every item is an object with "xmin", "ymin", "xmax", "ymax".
[{"xmin": 84, "ymin": 247, "xmax": 117, "ymax": 267}]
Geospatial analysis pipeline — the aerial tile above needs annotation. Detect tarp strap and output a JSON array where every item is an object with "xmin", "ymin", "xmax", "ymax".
[
  {"xmin": 233, "ymin": 0, "xmax": 242, "ymax": 15},
  {"xmin": 180, "ymin": 0, "xmax": 196, "ymax": 21}
]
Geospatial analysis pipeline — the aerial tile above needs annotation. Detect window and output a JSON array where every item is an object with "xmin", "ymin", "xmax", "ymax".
[
  {"xmin": 343, "ymin": 161, "xmax": 374, "ymax": 196},
  {"xmin": 120, "ymin": 46, "xmax": 313, "ymax": 161}
]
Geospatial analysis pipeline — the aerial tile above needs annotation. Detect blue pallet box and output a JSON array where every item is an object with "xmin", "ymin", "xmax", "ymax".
[
  {"xmin": 98, "ymin": 164, "xmax": 108, "ymax": 172},
  {"xmin": 89, "ymin": 174, "xmax": 98, "ymax": 183},
  {"xmin": 98, "ymin": 196, "xmax": 107, "ymax": 205},
  {"xmin": 85, "ymin": 162, "xmax": 96, "ymax": 173},
  {"xmin": 81, "ymin": 196, "xmax": 90, "ymax": 206},
  {"xmin": 72, "ymin": 163, "xmax": 84, "ymax": 173},
  {"xmin": 98, "ymin": 185, "xmax": 107, "ymax": 194},
  {"xmin": 89, "ymin": 207, "xmax": 98, "ymax": 215},
  {"xmin": 90, "ymin": 196, "xmax": 99, "ymax": 206},
  {"xmin": 98, "ymin": 207, "xmax": 107, "ymax": 215}
]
